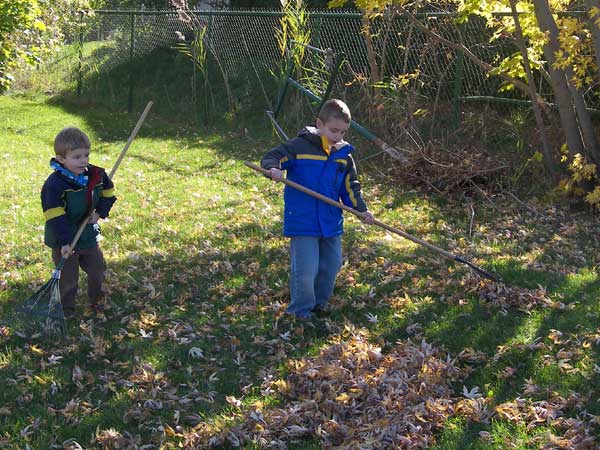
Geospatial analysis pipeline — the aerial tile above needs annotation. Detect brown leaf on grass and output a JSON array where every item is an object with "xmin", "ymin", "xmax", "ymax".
[
  {"xmin": 226, "ymin": 395, "xmax": 243, "ymax": 408},
  {"xmin": 122, "ymin": 406, "xmax": 150, "ymax": 424},
  {"xmin": 456, "ymin": 397, "xmax": 493, "ymax": 423},
  {"xmin": 72, "ymin": 365, "xmax": 84, "ymax": 388},
  {"xmin": 457, "ymin": 347, "xmax": 488, "ymax": 364},
  {"xmin": 88, "ymin": 335, "xmax": 108, "ymax": 360},
  {"xmin": 548, "ymin": 329, "xmax": 569, "ymax": 345},
  {"xmin": 93, "ymin": 428, "xmax": 142, "ymax": 449},
  {"xmin": 522, "ymin": 378, "xmax": 538, "ymax": 395},
  {"xmin": 0, "ymin": 326, "xmax": 10, "ymax": 341},
  {"xmin": 499, "ymin": 366, "xmax": 517, "ymax": 379}
]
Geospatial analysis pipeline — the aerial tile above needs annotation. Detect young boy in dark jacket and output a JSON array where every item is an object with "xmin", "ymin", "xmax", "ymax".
[
  {"xmin": 261, "ymin": 99, "xmax": 374, "ymax": 320},
  {"xmin": 41, "ymin": 127, "xmax": 116, "ymax": 319}
]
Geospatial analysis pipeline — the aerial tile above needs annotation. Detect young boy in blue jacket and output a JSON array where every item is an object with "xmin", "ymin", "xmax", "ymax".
[
  {"xmin": 261, "ymin": 99, "xmax": 374, "ymax": 320},
  {"xmin": 41, "ymin": 127, "xmax": 117, "ymax": 319}
]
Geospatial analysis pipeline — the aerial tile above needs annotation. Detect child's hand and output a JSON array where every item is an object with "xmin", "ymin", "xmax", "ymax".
[
  {"xmin": 88, "ymin": 211, "xmax": 100, "ymax": 224},
  {"xmin": 360, "ymin": 211, "xmax": 375, "ymax": 224},
  {"xmin": 269, "ymin": 168, "xmax": 284, "ymax": 181},
  {"xmin": 60, "ymin": 244, "xmax": 72, "ymax": 259}
]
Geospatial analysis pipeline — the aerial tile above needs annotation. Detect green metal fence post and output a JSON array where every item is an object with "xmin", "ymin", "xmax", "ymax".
[
  {"xmin": 205, "ymin": 15, "xmax": 214, "ymax": 121},
  {"xmin": 310, "ymin": 17, "xmax": 322, "ymax": 70},
  {"xmin": 127, "ymin": 12, "xmax": 136, "ymax": 113},
  {"xmin": 318, "ymin": 52, "xmax": 345, "ymax": 112},
  {"xmin": 77, "ymin": 11, "xmax": 84, "ymax": 98},
  {"xmin": 286, "ymin": 76, "xmax": 378, "ymax": 141},
  {"xmin": 451, "ymin": 26, "xmax": 465, "ymax": 130}
]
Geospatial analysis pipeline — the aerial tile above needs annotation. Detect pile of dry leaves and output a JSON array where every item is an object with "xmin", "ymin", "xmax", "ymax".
[
  {"xmin": 176, "ymin": 324, "xmax": 598, "ymax": 449},
  {"xmin": 459, "ymin": 274, "xmax": 567, "ymax": 313},
  {"xmin": 184, "ymin": 327, "xmax": 470, "ymax": 449}
]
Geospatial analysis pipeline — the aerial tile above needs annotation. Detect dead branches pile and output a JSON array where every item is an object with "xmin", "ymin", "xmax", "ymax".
[{"xmin": 375, "ymin": 125, "xmax": 509, "ymax": 194}]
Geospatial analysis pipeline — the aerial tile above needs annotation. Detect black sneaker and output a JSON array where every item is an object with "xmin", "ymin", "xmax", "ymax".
[
  {"xmin": 311, "ymin": 306, "xmax": 330, "ymax": 317},
  {"xmin": 86, "ymin": 303, "xmax": 106, "ymax": 319}
]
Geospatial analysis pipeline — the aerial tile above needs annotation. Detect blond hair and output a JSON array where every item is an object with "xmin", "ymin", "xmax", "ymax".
[
  {"xmin": 54, "ymin": 126, "xmax": 91, "ymax": 157},
  {"xmin": 318, "ymin": 99, "xmax": 351, "ymax": 123}
]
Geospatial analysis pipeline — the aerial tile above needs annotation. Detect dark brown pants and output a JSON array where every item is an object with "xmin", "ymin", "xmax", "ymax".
[{"xmin": 52, "ymin": 245, "xmax": 106, "ymax": 312}]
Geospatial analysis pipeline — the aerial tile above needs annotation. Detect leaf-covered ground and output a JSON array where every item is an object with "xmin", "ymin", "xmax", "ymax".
[{"xmin": 0, "ymin": 96, "xmax": 599, "ymax": 449}]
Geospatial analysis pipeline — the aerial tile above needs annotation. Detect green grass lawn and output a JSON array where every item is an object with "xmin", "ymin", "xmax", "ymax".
[{"xmin": 0, "ymin": 95, "xmax": 599, "ymax": 449}]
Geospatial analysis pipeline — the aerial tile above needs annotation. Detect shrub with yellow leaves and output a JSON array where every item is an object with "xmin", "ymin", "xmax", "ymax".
[{"xmin": 562, "ymin": 151, "xmax": 600, "ymax": 209}]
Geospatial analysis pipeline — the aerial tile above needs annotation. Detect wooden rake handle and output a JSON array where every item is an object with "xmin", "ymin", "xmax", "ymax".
[
  {"xmin": 244, "ymin": 160, "xmax": 498, "ymax": 281},
  {"xmin": 67, "ymin": 101, "xmax": 153, "ymax": 252}
]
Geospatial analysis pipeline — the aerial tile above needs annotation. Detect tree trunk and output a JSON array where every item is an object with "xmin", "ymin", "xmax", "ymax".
[
  {"xmin": 541, "ymin": 1, "xmax": 600, "ymax": 165},
  {"xmin": 565, "ymin": 69, "xmax": 600, "ymax": 165},
  {"xmin": 532, "ymin": 0, "xmax": 586, "ymax": 161},
  {"xmin": 509, "ymin": 0, "xmax": 557, "ymax": 179}
]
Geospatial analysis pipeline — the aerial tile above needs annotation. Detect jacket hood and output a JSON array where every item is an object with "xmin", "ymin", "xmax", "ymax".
[{"xmin": 297, "ymin": 126, "xmax": 322, "ymax": 146}]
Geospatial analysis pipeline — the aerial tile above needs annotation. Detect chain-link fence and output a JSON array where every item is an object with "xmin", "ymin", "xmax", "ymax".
[{"xmin": 37, "ymin": 8, "xmax": 598, "ymax": 151}]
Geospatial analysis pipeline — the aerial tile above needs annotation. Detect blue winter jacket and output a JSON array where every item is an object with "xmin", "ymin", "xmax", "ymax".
[{"xmin": 261, "ymin": 126, "xmax": 368, "ymax": 238}]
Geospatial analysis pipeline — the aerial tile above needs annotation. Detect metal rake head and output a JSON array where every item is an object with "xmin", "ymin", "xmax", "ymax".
[{"xmin": 15, "ymin": 278, "xmax": 67, "ymax": 339}]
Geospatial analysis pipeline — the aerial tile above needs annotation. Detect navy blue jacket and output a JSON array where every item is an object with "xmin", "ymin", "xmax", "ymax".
[
  {"xmin": 261, "ymin": 126, "xmax": 367, "ymax": 237},
  {"xmin": 41, "ymin": 160, "xmax": 116, "ymax": 249}
]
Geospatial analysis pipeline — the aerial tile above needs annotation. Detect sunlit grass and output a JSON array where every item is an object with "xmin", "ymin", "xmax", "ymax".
[{"xmin": 1, "ymin": 95, "xmax": 599, "ymax": 448}]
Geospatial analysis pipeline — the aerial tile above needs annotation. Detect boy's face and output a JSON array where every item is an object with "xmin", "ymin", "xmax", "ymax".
[
  {"xmin": 316, "ymin": 117, "xmax": 350, "ymax": 147},
  {"xmin": 57, "ymin": 147, "xmax": 90, "ymax": 175}
]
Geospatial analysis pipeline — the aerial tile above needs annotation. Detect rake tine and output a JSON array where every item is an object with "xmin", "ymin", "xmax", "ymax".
[{"xmin": 453, "ymin": 257, "xmax": 498, "ymax": 282}]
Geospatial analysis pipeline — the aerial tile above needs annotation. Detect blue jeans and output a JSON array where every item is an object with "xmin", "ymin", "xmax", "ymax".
[{"xmin": 288, "ymin": 235, "xmax": 343, "ymax": 318}]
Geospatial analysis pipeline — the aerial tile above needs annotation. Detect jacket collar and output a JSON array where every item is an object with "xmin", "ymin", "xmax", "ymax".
[
  {"xmin": 298, "ymin": 126, "xmax": 354, "ymax": 156},
  {"xmin": 50, "ymin": 158, "xmax": 88, "ymax": 187}
]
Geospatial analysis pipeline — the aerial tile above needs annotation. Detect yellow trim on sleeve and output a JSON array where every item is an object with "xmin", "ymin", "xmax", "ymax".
[
  {"xmin": 335, "ymin": 159, "xmax": 348, "ymax": 165},
  {"xmin": 44, "ymin": 207, "xmax": 66, "ymax": 221},
  {"xmin": 297, "ymin": 154, "xmax": 328, "ymax": 161},
  {"xmin": 101, "ymin": 188, "xmax": 115, "ymax": 198},
  {"xmin": 344, "ymin": 174, "xmax": 358, "ymax": 207}
]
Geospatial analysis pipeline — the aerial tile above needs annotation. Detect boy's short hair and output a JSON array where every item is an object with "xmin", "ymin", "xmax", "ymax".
[
  {"xmin": 318, "ymin": 99, "xmax": 351, "ymax": 124},
  {"xmin": 54, "ymin": 126, "xmax": 91, "ymax": 156}
]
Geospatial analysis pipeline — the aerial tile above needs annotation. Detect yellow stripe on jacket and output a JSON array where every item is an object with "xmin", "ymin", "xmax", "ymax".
[
  {"xmin": 297, "ymin": 154, "xmax": 328, "ymax": 161},
  {"xmin": 44, "ymin": 206, "xmax": 66, "ymax": 220},
  {"xmin": 344, "ymin": 174, "xmax": 358, "ymax": 207},
  {"xmin": 101, "ymin": 188, "xmax": 115, "ymax": 198}
]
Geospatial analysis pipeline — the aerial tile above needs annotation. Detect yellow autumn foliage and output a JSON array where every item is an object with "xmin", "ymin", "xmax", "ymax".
[
  {"xmin": 564, "ymin": 153, "xmax": 600, "ymax": 209},
  {"xmin": 569, "ymin": 153, "xmax": 597, "ymax": 182}
]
